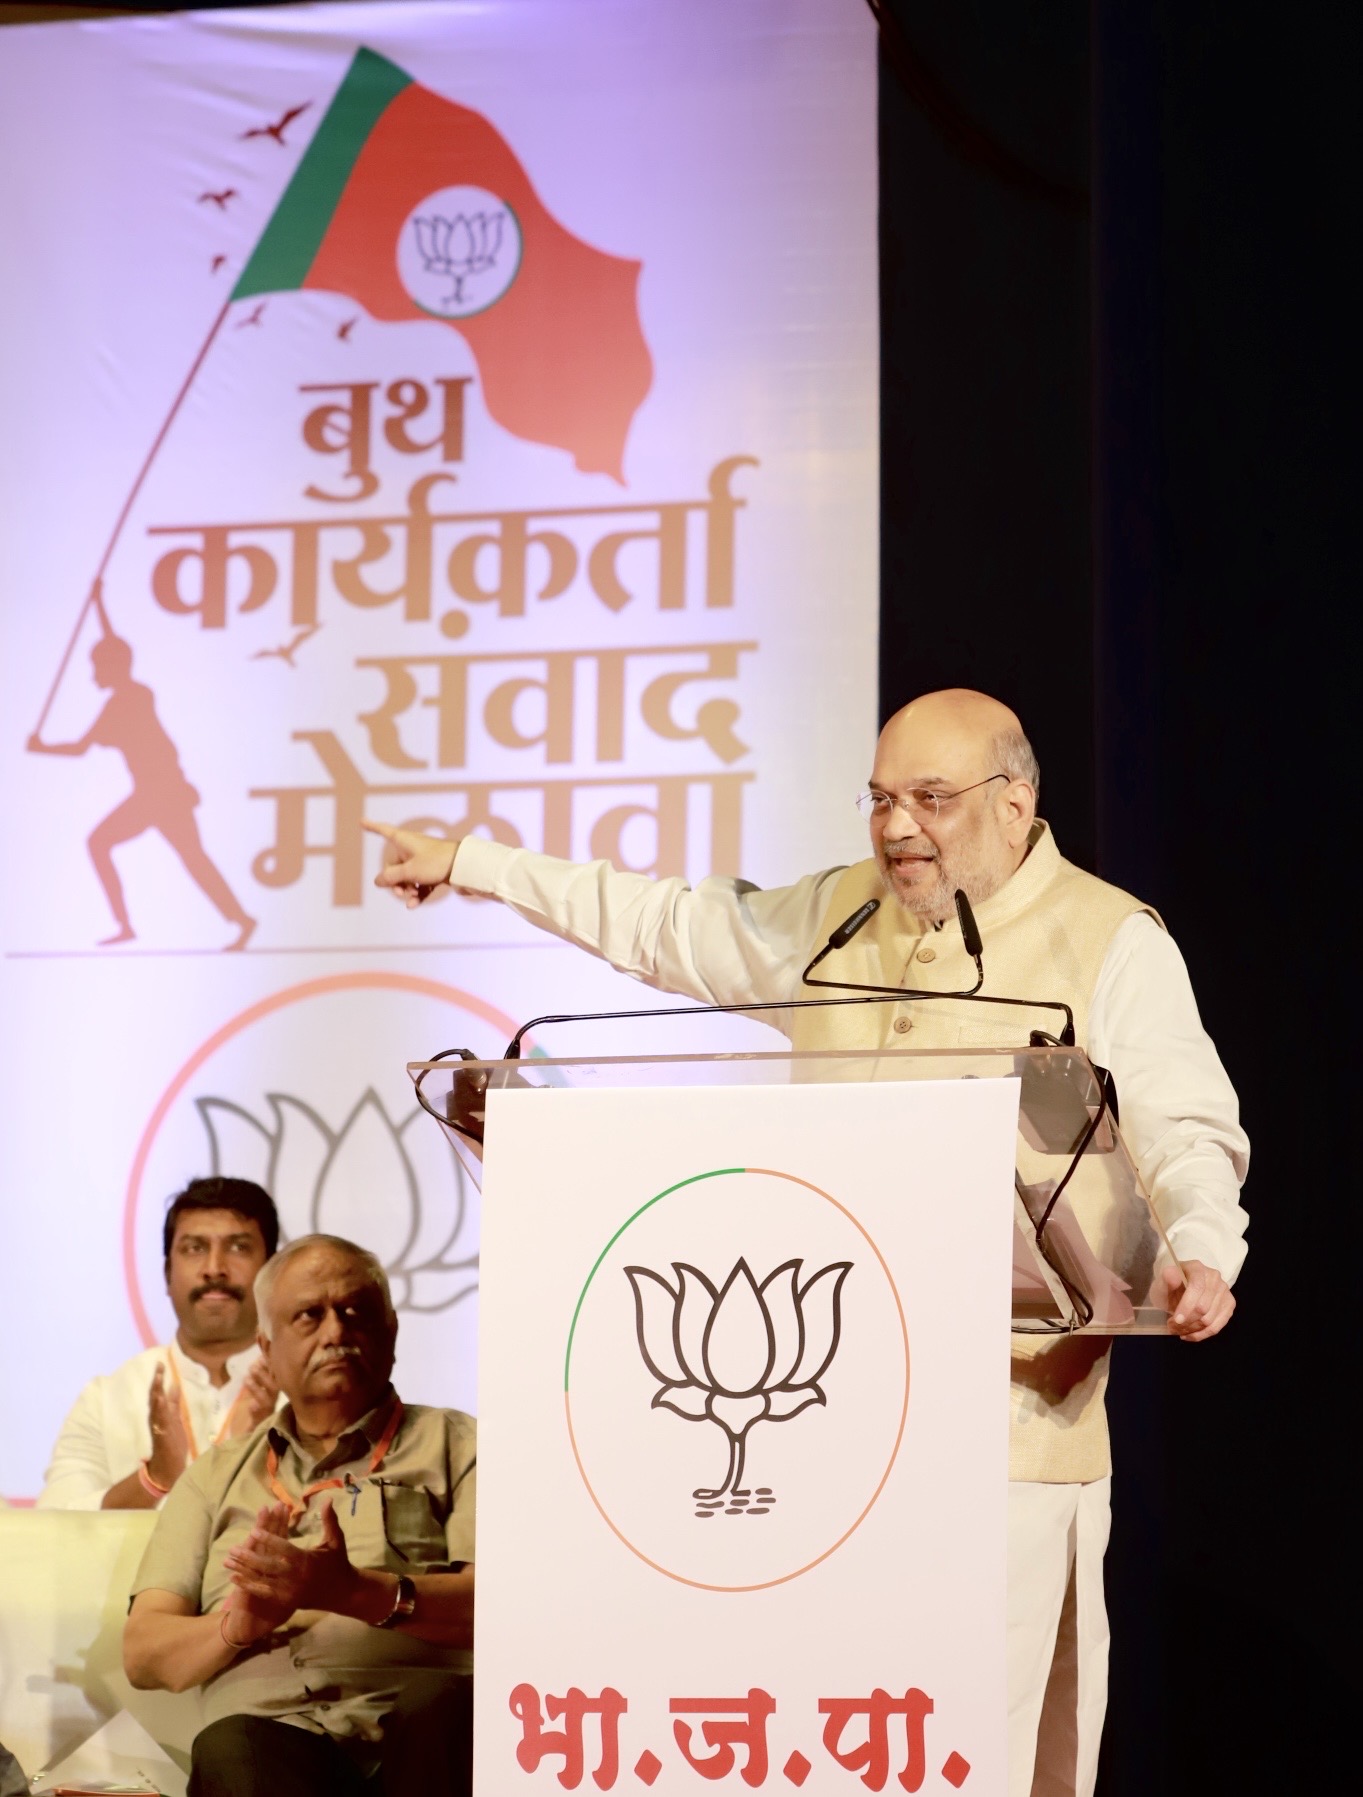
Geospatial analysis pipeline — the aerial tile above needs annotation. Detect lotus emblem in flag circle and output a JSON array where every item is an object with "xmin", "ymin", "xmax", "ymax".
[
  {"xmin": 415, "ymin": 208, "xmax": 504, "ymax": 305},
  {"xmin": 625, "ymin": 1257, "xmax": 852, "ymax": 1516},
  {"xmin": 398, "ymin": 184, "xmax": 523, "ymax": 318}
]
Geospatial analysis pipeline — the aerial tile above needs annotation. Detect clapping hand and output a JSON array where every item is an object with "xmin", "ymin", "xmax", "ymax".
[
  {"xmin": 145, "ymin": 1363, "xmax": 190, "ymax": 1491},
  {"xmin": 229, "ymin": 1360, "xmax": 279, "ymax": 1435},
  {"xmin": 221, "ymin": 1502, "xmax": 296, "ymax": 1644},
  {"xmin": 224, "ymin": 1496, "xmax": 355, "ymax": 1617}
]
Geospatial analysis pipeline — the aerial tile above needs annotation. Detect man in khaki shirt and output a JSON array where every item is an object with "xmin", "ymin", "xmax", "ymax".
[{"xmin": 124, "ymin": 1233, "xmax": 476, "ymax": 1796}]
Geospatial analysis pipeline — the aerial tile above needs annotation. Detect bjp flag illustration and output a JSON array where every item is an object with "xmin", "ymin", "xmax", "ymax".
[
  {"xmin": 234, "ymin": 46, "xmax": 654, "ymax": 481},
  {"xmin": 27, "ymin": 45, "xmax": 655, "ymax": 951}
]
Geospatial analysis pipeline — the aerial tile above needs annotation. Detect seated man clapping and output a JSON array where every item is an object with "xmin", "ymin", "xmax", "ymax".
[{"xmin": 123, "ymin": 1233, "xmax": 475, "ymax": 1797}]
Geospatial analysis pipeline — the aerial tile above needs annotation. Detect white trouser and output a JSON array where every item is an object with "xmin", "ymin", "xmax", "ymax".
[{"xmin": 1008, "ymin": 1477, "xmax": 1111, "ymax": 1797}]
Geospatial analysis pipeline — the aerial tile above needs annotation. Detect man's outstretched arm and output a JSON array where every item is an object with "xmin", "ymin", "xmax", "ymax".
[
  {"xmin": 26, "ymin": 727, "xmax": 95, "ymax": 755},
  {"xmin": 362, "ymin": 820, "xmax": 842, "ymax": 1012}
]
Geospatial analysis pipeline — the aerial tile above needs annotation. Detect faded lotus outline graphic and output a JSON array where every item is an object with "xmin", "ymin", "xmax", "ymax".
[
  {"xmin": 197, "ymin": 1086, "xmax": 477, "ymax": 1313},
  {"xmin": 625, "ymin": 1256, "xmax": 851, "ymax": 1515}
]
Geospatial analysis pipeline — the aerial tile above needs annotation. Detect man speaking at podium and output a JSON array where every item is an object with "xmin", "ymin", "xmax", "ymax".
[{"xmin": 365, "ymin": 687, "xmax": 1248, "ymax": 1797}]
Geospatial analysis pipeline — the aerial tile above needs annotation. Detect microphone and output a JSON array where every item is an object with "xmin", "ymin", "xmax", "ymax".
[
  {"xmin": 801, "ymin": 885, "xmax": 1076, "ymax": 1043},
  {"xmin": 410, "ymin": 893, "xmax": 1075, "ymax": 1207},
  {"xmin": 415, "ymin": 895, "xmax": 1071, "ymax": 1074},
  {"xmin": 494, "ymin": 899, "xmax": 900, "ymax": 1060},
  {"xmin": 954, "ymin": 889, "xmax": 984, "ymax": 971},
  {"xmin": 801, "ymin": 897, "xmax": 881, "ymax": 981},
  {"xmin": 830, "ymin": 897, "xmax": 881, "ymax": 949},
  {"xmin": 801, "ymin": 889, "xmax": 986, "ymax": 1004}
]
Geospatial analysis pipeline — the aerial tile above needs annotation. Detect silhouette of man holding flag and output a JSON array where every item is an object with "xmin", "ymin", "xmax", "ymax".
[{"xmin": 28, "ymin": 613, "xmax": 255, "ymax": 951}]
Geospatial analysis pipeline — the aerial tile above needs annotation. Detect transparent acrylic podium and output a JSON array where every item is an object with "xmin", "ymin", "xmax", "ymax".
[{"xmin": 408, "ymin": 1044, "xmax": 1179, "ymax": 1335}]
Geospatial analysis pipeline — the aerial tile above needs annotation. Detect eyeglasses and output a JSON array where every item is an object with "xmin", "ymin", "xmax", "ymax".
[{"xmin": 854, "ymin": 773, "xmax": 1009, "ymax": 824}]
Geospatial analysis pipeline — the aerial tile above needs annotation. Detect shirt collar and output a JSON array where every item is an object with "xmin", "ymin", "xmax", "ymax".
[
  {"xmin": 967, "ymin": 818, "xmax": 1059, "ymax": 934},
  {"xmin": 268, "ymin": 1384, "xmax": 400, "ymax": 1465},
  {"xmin": 168, "ymin": 1339, "xmax": 259, "ymax": 1388},
  {"xmin": 224, "ymin": 1343, "xmax": 261, "ymax": 1382}
]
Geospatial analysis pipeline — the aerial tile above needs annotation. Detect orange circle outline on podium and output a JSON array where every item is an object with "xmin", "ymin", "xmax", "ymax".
[
  {"xmin": 564, "ymin": 1164, "xmax": 911, "ymax": 1592},
  {"xmin": 122, "ymin": 971, "xmax": 519, "ymax": 1348}
]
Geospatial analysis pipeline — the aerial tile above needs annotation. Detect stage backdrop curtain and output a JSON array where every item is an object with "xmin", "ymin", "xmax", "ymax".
[{"xmin": 0, "ymin": 0, "xmax": 876, "ymax": 1497}]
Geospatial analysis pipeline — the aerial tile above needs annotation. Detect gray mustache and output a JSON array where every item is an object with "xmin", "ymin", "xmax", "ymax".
[{"xmin": 883, "ymin": 844, "xmax": 939, "ymax": 862}]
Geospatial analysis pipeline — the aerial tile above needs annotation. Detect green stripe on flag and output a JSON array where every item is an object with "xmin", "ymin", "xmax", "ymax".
[{"xmin": 233, "ymin": 47, "xmax": 412, "ymax": 300}]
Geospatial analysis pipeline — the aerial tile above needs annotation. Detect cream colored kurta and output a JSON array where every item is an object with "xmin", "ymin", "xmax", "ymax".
[
  {"xmin": 451, "ymin": 826, "xmax": 1249, "ymax": 1480},
  {"xmin": 36, "ymin": 1341, "xmax": 265, "ymax": 1511}
]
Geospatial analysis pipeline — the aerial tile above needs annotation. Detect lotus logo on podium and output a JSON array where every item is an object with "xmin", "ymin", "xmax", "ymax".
[
  {"xmin": 625, "ymin": 1257, "xmax": 851, "ymax": 1518},
  {"xmin": 564, "ymin": 1167, "xmax": 910, "ymax": 1591}
]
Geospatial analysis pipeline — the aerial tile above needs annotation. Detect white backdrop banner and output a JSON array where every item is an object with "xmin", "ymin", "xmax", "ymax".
[
  {"xmin": 477, "ymin": 1078, "xmax": 1018, "ymax": 1793},
  {"xmin": 0, "ymin": 0, "xmax": 876, "ymax": 1497}
]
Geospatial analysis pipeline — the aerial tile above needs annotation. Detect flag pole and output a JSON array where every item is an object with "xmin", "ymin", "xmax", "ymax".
[{"xmin": 30, "ymin": 296, "xmax": 234, "ymax": 738}]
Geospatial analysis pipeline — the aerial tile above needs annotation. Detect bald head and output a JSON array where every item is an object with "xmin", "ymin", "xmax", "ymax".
[
  {"xmin": 875, "ymin": 690, "xmax": 1038, "ymax": 794},
  {"xmin": 867, "ymin": 689, "xmax": 1039, "ymax": 920}
]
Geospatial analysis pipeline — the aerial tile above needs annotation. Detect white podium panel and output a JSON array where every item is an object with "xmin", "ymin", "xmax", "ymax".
[{"xmin": 474, "ymin": 1077, "xmax": 1019, "ymax": 1794}]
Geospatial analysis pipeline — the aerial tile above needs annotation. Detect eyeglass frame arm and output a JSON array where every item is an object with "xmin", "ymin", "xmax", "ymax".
[{"xmin": 855, "ymin": 771, "xmax": 1010, "ymax": 820}]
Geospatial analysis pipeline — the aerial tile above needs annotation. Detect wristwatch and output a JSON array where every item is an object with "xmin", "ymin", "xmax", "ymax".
[{"xmin": 378, "ymin": 1573, "xmax": 417, "ymax": 1629}]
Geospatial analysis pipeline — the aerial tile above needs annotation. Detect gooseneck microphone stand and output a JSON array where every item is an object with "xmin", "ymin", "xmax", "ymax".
[
  {"xmin": 800, "ymin": 892, "xmax": 1077, "ymax": 1046},
  {"xmin": 415, "ymin": 889, "xmax": 1073, "ymax": 1116},
  {"xmin": 411, "ymin": 888, "xmax": 1112, "ymax": 1333}
]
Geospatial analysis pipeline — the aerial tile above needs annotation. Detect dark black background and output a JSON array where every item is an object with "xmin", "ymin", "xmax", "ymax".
[{"xmin": 879, "ymin": 2, "xmax": 1350, "ymax": 1789}]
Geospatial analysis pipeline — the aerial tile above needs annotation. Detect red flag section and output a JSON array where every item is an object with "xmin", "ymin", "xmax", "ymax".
[{"xmin": 238, "ymin": 53, "xmax": 652, "ymax": 481}]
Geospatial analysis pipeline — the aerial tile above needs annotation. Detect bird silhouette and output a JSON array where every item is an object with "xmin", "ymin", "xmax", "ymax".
[
  {"xmin": 210, "ymin": 253, "xmax": 228, "ymax": 274},
  {"xmin": 198, "ymin": 188, "xmax": 238, "ymax": 210},
  {"xmin": 241, "ymin": 101, "xmax": 312, "ymax": 147},
  {"xmin": 250, "ymin": 623, "xmax": 321, "ymax": 668},
  {"xmin": 337, "ymin": 316, "xmax": 358, "ymax": 342},
  {"xmin": 236, "ymin": 302, "xmax": 267, "ymax": 329}
]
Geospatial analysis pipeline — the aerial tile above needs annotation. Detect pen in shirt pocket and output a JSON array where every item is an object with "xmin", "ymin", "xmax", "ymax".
[{"xmin": 344, "ymin": 1472, "xmax": 361, "ymax": 1516}]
